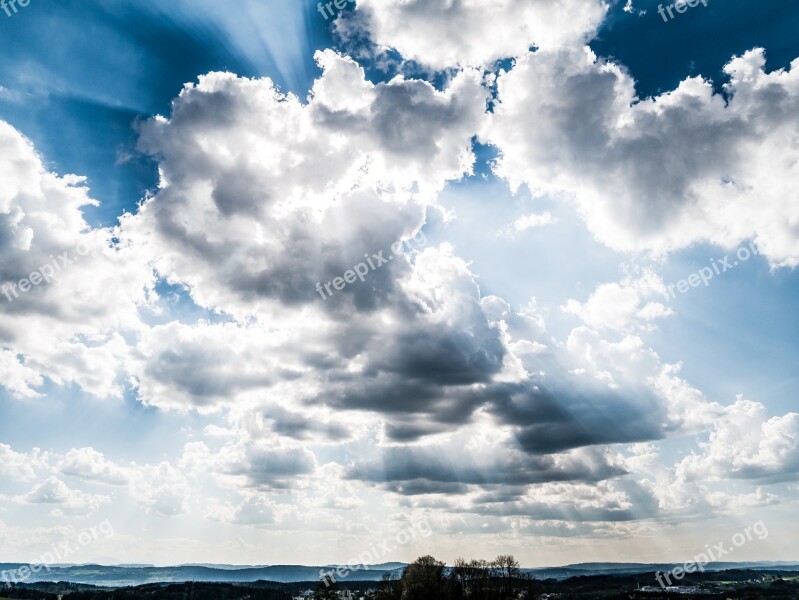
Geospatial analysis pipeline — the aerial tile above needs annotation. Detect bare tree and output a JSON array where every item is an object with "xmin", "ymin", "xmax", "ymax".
[{"xmin": 492, "ymin": 555, "xmax": 521, "ymax": 598}]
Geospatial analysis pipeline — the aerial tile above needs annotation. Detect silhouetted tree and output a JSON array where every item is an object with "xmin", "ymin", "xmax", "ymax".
[
  {"xmin": 401, "ymin": 555, "xmax": 449, "ymax": 600},
  {"xmin": 312, "ymin": 578, "xmax": 340, "ymax": 600},
  {"xmin": 492, "ymin": 554, "xmax": 521, "ymax": 598},
  {"xmin": 373, "ymin": 570, "xmax": 403, "ymax": 600},
  {"xmin": 368, "ymin": 553, "xmax": 534, "ymax": 600}
]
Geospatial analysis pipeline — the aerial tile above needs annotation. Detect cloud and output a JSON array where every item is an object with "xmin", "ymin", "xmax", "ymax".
[
  {"xmin": 2, "ymin": 23, "xmax": 795, "ymax": 541},
  {"xmin": 497, "ymin": 211, "xmax": 557, "ymax": 239},
  {"xmin": 511, "ymin": 212, "xmax": 556, "ymax": 233},
  {"xmin": 705, "ymin": 487, "xmax": 780, "ymax": 512},
  {"xmin": 480, "ymin": 298, "xmax": 720, "ymax": 454},
  {"xmin": 58, "ymin": 448, "xmax": 131, "ymax": 486},
  {"xmin": 118, "ymin": 55, "xmax": 500, "ymax": 427},
  {"xmin": 467, "ymin": 479, "xmax": 660, "ymax": 522},
  {"xmin": 0, "ymin": 121, "xmax": 155, "ymax": 400},
  {"xmin": 117, "ymin": 52, "xmax": 507, "ymax": 436},
  {"xmin": 181, "ymin": 441, "xmax": 318, "ymax": 490},
  {"xmin": 562, "ymin": 268, "xmax": 672, "ymax": 333},
  {"xmin": 128, "ymin": 247, "xmax": 507, "ymax": 424},
  {"xmin": 128, "ymin": 462, "xmax": 190, "ymax": 518},
  {"xmin": 132, "ymin": 321, "xmax": 287, "ymax": 411},
  {"xmin": 23, "ymin": 476, "xmax": 110, "ymax": 517},
  {"xmin": 678, "ymin": 399, "xmax": 799, "ymax": 484},
  {"xmin": 207, "ymin": 497, "xmax": 278, "ymax": 527},
  {"xmin": 260, "ymin": 406, "xmax": 352, "ymax": 443},
  {"xmin": 486, "ymin": 48, "xmax": 799, "ymax": 266},
  {"xmin": 0, "ymin": 444, "xmax": 43, "ymax": 481},
  {"xmin": 353, "ymin": 0, "xmax": 608, "ymax": 69},
  {"xmin": 347, "ymin": 437, "xmax": 629, "ymax": 492},
  {"xmin": 0, "ymin": 350, "xmax": 44, "ymax": 399},
  {"xmin": 0, "ymin": 36, "xmax": 715, "ymax": 474}
]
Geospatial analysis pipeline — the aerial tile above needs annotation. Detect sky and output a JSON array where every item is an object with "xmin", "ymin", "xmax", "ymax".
[{"xmin": 0, "ymin": 0, "xmax": 798, "ymax": 568}]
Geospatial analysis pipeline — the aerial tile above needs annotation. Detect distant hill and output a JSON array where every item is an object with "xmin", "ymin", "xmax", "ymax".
[
  {"xmin": 1, "ymin": 561, "xmax": 797, "ymax": 586},
  {"xmin": 528, "ymin": 561, "xmax": 799, "ymax": 580},
  {"xmin": 9, "ymin": 572, "xmax": 799, "ymax": 600},
  {"xmin": 177, "ymin": 564, "xmax": 269, "ymax": 571},
  {"xmin": 0, "ymin": 563, "xmax": 404, "ymax": 587}
]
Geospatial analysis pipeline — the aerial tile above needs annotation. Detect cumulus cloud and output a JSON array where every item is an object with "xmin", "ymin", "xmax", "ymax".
[
  {"xmin": 117, "ymin": 55, "xmax": 511, "ymax": 441},
  {"xmin": 0, "ymin": 443, "xmax": 44, "ymax": 481},
  {"xmin": 128, "ymin": 462, "xmax": 191, "ymax": 518},
  {"xmin": 563, "ymin": 268, "xmax": 672, "ymax": 333},
  {"xmin": 23, "ymin": 476, "xmax": 110, "ymax": 517},
  {"xmin": 487, "ymin": 48, "xmax": 799, "ymax": 266},
  {"xmin": 127, "ymin": 50, "xmax": 487, "ymax": 316},
  {"xmin": 2, "ymin": 7, "xmax": 795, "ymax": 542},
  {"xmin": 0, "ymin": 121, "xmax": 155, "ymax": 400},
  {"xmin": 353, "ymin": 0, "xmax": 608, "ymax": 69},
  {"xmin": 0, "ymin": 349, "xmax": 44, "ymax": 399},
  {"xmin": 348, "ymin": 442, "xmax": 629, "ymax": 493},
  {"xmin": 678, "ymin": 399, "xmax": 799, "ymax": 484},
  {"xmin": 480, "ymin": 297, "xmax": 721, "ymax": 456},
  {"xmin": 58, "ymin": 448, "xmax": 131, "ymax": 486},
  {"xmin": 180, "ymin": 441, "xmax": 318, "ymax": 490},
  {"xmin": 468, "ymin": 479, "xmax": 660, "ymax": 522}
]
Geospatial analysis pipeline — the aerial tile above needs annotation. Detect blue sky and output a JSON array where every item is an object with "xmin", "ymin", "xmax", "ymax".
[
  {"xmin": 0, "ymin": 0, "xmax": 798, "ymax": 568},
  {"xmin": 0, "ymin": 0, "xmax": 333, "ymax": 225}
]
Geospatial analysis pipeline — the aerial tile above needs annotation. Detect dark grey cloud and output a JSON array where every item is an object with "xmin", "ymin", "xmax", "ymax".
[
  {"xmin": 346, "ymin": 444, "xmax": 628, "ymax": 493},
  {"xmin": 263, "ymin": 406, "xmax": 352, "ymax": 442},
  {"xmin": 220, "ymin": 445, "xmax": 317, "ymax": 489},
  {"xmin": 487, "ymin": 382, "xmax": 667, "ymax": 454},
  {"xmin": 143, "ymin": 347, "xmax": 273, "ymax": 405}
]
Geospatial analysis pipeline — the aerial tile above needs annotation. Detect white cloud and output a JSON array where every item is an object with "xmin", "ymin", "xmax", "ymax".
[
  {"xmin": 705, "ymin": 487, "xmax": 780, "ymax": 512},
  {"xmin": 512, "ymin": 211, "xmax": 556, "ymax": 232},
  {"xmin": 0, "ymin": 350, "xmax": 44, "ymax": 399},
  {"xmin": 0, "ymin": 444, "xmax": 43, "ymax": 481},
  {"xmin": 206, "ymin": 497, "xmax": 278, "ymax": 527},
  {"xmin": 678, "ymin": 399, "xmax": 799, "ymax": 484},
  {"xmin": 487, "ymin": 48, "xmax": 799, "ymax": 266},
  {"xmin": 354, "ymin": 0, "xmax": 608, "ymax": 69},
  {"xmin": 1, "ymin": 24, "xmax": 796, "ymax": 550},
  {"xmin": 0, "ymin": 121, "xmax": 155, "ymax": 401},
  {"xmin": 128, "ymin": 462, "xmax": 190, "ymax": 518},
  {"xmin": 123, "ymin": 52, "xmax": 488, "ymax": 322},
  {"xmin": 23, "ymin": 476, "xmax": 110, "ymax": 517},
  {"xmin": 58, "ymin": 448, "xmax": 131, "ymax": 486},
  {"xmin": 180, "ymin": 440, "xmax": 318, "ymax": 491},
  {"xmin": 563, "ymin": 268, "xmax": 672, "ymax": 333},
  {"xmin": 498, "ymin": 211, "xmax": 557, "ymax": 238},
  {"xmin": 622, "ymin": 0, "xmax": 646, "ymax": 16}
]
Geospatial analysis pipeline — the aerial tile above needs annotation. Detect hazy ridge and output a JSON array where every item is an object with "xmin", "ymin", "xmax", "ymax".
[{"xmin": 3, "ymin": 561, "xmax": 798, "ymax": 586}]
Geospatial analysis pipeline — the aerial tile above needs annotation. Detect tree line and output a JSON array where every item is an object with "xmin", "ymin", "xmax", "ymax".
[{"xmin": 316, "ymin": 554, "xmax": 536, "ymax": 599}]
